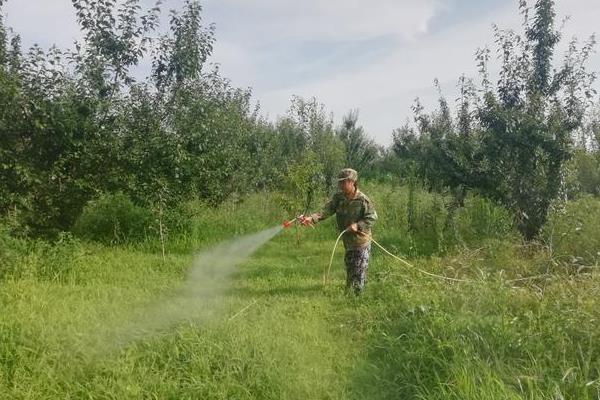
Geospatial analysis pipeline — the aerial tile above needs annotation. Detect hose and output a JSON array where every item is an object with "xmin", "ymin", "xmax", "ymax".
[
  {"xmin": 370, "ymin": 237, "xmax": 469, "ymax": 282},
  {"xmin": 324, "ymin": 229, "xmax": 348, "ymax": 286},
  {"xmin": 324, "ymin": 228, "xmax": 470, "ymax": 286},
  {"xmin": 323, "ymin": 229, "xmax": 555, "ymax": 286}
]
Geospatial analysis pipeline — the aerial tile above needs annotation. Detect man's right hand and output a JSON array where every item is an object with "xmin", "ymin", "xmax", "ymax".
[{"xmin": 300, "ymin": 215, "xmax": 313, "ymax": 225}]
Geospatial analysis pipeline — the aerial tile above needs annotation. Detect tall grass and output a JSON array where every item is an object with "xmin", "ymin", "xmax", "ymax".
[
  {"xmin": 360, "ymin": 182, "xmax": 516, "ymax": 257},
  {"xmin": 543, "ymin": 196, "xmax": 600, "ymax": 267},
  {"xmin": 1, "ymin": 183, "xmax": 600, "ymax": 399}
]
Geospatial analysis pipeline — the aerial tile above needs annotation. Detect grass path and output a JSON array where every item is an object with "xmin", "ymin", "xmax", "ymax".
[{"xmin": 0, "ymin": 230, "xmax": 382, "ymax": 399}]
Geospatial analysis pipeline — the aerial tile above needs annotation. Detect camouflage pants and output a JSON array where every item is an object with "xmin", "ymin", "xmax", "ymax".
[{"xmin": 344, "ymin": 244, "xmax": 371, "ymax": 294}]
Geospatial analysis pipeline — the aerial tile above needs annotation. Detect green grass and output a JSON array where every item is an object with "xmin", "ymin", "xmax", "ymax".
[{"xmin": 1, "ymin": 184, "xmax": 600, "ymax": 399}]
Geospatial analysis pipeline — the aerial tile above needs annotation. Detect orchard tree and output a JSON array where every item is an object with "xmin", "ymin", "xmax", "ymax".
[
  {"xmin": 284, "ymin": 96, "xmax": 345, "ymax": 191},
  {"xmin": 394, "ymin": 0, "xmax": 597, "ymax": 240},
  {"xmin": 474, "ymin": 0, "xmax": 596, "ymax": 239},
  {"xmin": 0, "ymin": 0, "xmax": 273, "ymax": 235},
  {"xmin": 336, "ymin": 110, "xmax": 379, "ymax": 173}
]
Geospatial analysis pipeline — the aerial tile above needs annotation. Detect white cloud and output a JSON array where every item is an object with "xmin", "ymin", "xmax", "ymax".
[
  {"xmin": 3, "ymin": 1, "xmax": 80, "ymax": 49},
  {"xmin": 2, "ymin": 0, "xmax": 598, "ymax": 146},
  {"xmin": 240, "ymin": 2, "xmax": 520, "ymax": 143},
  {"xmin": 205, "ymin": 0, "xmax": 442, "ymax": 42},
  {"xmin": 209, "ymin": 0, "xmax": 599, "ymax": 145}
]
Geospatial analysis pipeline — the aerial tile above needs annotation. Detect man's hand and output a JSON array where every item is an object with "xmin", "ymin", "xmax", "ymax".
[
  {"xmin": 347, "ymin": 222, "xmax": 359, "ymax": 232},
  {"xmin": 300, "ymin": 215, "xmax": 313, "ymax": 225}
]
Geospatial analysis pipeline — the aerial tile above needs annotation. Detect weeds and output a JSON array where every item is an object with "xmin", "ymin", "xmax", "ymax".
[{"xmin": 1, "ymin": 183, "xmax": 600, "ymax": 399}]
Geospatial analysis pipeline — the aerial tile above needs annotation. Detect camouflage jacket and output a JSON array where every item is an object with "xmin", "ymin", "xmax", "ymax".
[{"xmin": 310, "ymin": 189, "xmax": 377, "ymax": 249}]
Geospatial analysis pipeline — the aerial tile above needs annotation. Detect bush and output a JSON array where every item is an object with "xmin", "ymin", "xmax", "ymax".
[
  {"xmin": 35, "ymin": 232, "xmax": 83, "ymax": 281},
  {"xmin": 0, "ymin": 224, "xmax": 26, "ymax": 280},
  {"xmin": 453, "ymin": 195, "xmax": 516, "ymax": 245},
  {"xmin": 73, "ymin": 193, "xmax": 153, "ymax": 244},
  {"xmin": 543, "ymin": 197, "xmax": 600, "ymax": 266},
  {"xmin": 364, "ymin": 182, "xmax": 517, "ymax": 257},
  {"xmin": 564, "ymin": 150, "xmax": 600, "ymax": 198},
  {"xmin": 0, "ymin": 224, "xmax": 82, "ymax": 282}
]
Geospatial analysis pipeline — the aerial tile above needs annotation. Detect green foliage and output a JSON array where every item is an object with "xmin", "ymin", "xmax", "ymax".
[
  {"xmin": 393, "ymin": 0, "xmax": 597, "ymax": 240},
  {"xmin": 2, "ymin": 0, "xmax": 599, "ymax": 254},
  {"xmin": 0, "ymin": 226, "xmax": 82, "ymax": 282},
  {"xmin": 34, "ymin": 232, "xmax": 83, "ymax": 281},
  {"xmin": 564, "ymin": 149, "xmax": 600, "ymax": 197},
  {"xmin": 337, "ymin": 110, "xmax": 379, "ymax": 173},
  {"xmin": 2, "ymin": 185, "xmax": 600, "ymax": 399},
  {"xmin": 0, "ymin": 224, "xmax": 23, "ymax": 280},
  {"xmin": 276, "ymin": 151, "xmax": 324, "ymax": 216},
  {"xmin": 543, "ymin": 196, "xmax": 600, "ymax": 266},
  {"xmin": 283, "ymin": 96, "xmax": 346, "ymax": 189},
  {"xmin": 0, "ymin": 0, "xmax": 287, "ymax": 235},
  {"xmin": 73, "ymin": 192, "xmax": 153, "ymax": 244},
  {"xmin": 362, "ymin": 182, "xmax": 516, "ymax": 257},
  {"xmin": 364, "ymin": 147, "xmax": 406, "ymax": 183},
  {"xmin": 453, "ymin": 195, "xmax": 516, "ymax": 244}
]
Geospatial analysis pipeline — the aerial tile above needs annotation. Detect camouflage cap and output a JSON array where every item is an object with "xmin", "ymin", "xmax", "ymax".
[{"xmin": 337, "ymin": 168, "xmax": 358, "ymax": 182}]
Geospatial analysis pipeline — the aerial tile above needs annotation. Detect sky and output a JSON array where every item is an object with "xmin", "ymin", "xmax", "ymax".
[{"xmin": 2, "ymin": 0, "xmax": 599, "ymax": 145}]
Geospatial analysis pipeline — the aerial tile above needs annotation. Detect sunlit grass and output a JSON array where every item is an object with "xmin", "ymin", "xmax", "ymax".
[{"xmin": 1, "ymin": 184, "xmax": 600, "ymax": 399}]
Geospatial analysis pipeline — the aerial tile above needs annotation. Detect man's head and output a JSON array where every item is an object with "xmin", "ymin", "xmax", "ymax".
[
  {"xmin": 337, "ymin": 168, "xmax": 358, "ymax": 197},
  {"xmin": 337, "ymin": 168, "xmax": 358, "ymax": 182}
]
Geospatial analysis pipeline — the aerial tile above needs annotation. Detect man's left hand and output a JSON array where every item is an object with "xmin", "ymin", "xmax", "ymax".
[{"xmin": 348, "ymin": 223, "xmax": 359, "ymax": 232}]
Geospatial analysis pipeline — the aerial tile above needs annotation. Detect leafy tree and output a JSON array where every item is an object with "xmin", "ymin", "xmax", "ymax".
[
  {"xmin": 277, "ymin": 151, "xmax": 323, "ymax": 217},
  {"xmin": 285, "ymin": 96, "xmax": 345, "ymax": 190},
  {"xmin": 0, "ymin": 0, "xmax": 273, "ymax": 235},
  {"xmin": 474, "ymin": 0, "xmax": 596, "ymax": 239},
  {"xmin": 71, "ymin": 0, "xmax": 161, "ymax": 96},
  {"xmin": 336, "ymin": 110, "xmax": 379, "ymax": 173},
  {"xmin": 568, "ymin": 150, "xmax": 600, "ymax": 196},
  {"xmin": 393, "ymin": 0, "xmax": 597, "ymax": 240},
  {"xmin": 566, "ymin": 104, "xmax": 600, "ymax": 197}
]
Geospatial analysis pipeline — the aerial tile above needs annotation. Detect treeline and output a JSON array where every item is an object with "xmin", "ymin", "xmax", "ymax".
[
  {"xmin": 0, "ymin": 0, "xmax": 379, "ymax": 237},
  {"xmin": 391, "ymin": 0, "xmax": 600, "ymax": 239},
  {"xmin": 0, "ymin": 0, "xmax": 599, "ymax": 241}
]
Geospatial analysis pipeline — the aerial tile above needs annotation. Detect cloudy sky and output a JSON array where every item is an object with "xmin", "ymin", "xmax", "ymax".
[{"xmin": 3, "ymin": 0, "xmax": 599, "ymax": 145}]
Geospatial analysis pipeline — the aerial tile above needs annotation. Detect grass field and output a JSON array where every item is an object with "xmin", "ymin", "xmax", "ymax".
[{"xmin": 1, "ymin": 184, "xmax": 600, "ymax": 399}]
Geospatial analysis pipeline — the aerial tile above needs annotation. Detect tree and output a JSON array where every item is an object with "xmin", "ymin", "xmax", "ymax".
[
  {"xmin": 336, "ymin": 110, "xmax": 379, "ymax": 173},
  {"xmin": 283, "ymin": 96, "xmax": 345, "ymax": 191},
  {"xmin": 0, "ymin": 0, "xmax": 274, "ymax": 235},
  {"xmin": 475, "ymin": 0, "xmax": 596, "ymax": 239},
  {"xmin": 393, "ymin": 0, "xmax": 597, "ymax": 240}
]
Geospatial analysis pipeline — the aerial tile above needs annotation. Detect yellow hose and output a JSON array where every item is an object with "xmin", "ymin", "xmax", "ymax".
[
  {"xmin": 322, "ymin": 229, "xmax": 554, "ymax": 287},
  {"xmin": 370, "ymin": 238, "xmax": 469, "ymax": 283},
  {"xmin": 323, "ymin": 229, "xmax": 470, "ymax": 286},
  {"xmin": 324, "ymin": 229, "xmax": 348, "ymax": 287}
]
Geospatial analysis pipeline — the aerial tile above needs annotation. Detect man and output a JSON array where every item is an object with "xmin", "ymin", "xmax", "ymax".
[{"xmin": 303, "ymin": 168, "xmax": 377, "ymax": 294}]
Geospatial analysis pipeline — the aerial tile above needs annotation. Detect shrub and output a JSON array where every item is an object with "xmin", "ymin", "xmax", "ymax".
[
  {"xmin": 564, "ymin": 150, "xmax": 600, "ymax": 198},
  {"xmin": 0, "ymin": 223, "xmax": 26, "ymax": 280},
  {"xmin": 0, "ymin": 224, "xmax": 82, "ymax": 282},
  {"xmin": 35, "ymin": 232, "xmax": 83, "ymax": 281},
  {"xmin": 73, "ymin": 193, "xmax": 153, "ymax": 244},
  {"xmin": 453, "ymin": 195, "xmax": 516, "ymax": 245},
  {"xmin": 543, "ymin": 196, "xmax": 600, "ymax": 265}
]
